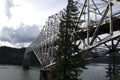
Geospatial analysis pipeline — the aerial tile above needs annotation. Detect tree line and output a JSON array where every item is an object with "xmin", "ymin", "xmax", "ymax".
[{"xmin": 0, "ymin": 46, "xmax": 40, "ymax": 66}]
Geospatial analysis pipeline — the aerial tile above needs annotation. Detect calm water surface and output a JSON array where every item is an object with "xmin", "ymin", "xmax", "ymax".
[
  {"xmin": 82, "ymin": 64, "xmax": 107, "ymax": 80},
  {"xmin": 0, "ymin": 64, "xmax": 108, "ymax": 80},
  {"xmin": 0, "ymin": 65, "xmax": 40, "ymax": 80}
]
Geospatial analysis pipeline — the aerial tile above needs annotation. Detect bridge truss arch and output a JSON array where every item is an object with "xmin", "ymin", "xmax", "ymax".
[{"xmin": 23, "ymin": 0, "xmax": 120, "ymax": 69}]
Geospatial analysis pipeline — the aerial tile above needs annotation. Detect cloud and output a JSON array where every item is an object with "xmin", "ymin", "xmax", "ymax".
[
  {"xmin": 4, "ymin": 0, "xmax": 14, "ymax": 19},
  {"xmin": 0, "ymin": 23, "xmax": 41, "ymax": 47}
]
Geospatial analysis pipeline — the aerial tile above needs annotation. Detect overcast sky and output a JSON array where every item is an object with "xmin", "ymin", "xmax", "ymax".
[
  {"xmin": 1, "ymin": 0, "xmax": 119, "ymax": 48},
  {"xmin": 0, "ymin": 0, "xmax": 67, "ymax": 48}
]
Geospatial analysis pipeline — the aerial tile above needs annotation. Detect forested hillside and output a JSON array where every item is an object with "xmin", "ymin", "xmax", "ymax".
[{"xmin": 0, "ymin": 46, "xmax": 40, "ymax": 66}]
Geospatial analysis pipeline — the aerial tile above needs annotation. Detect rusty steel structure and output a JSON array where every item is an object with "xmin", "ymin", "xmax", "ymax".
[{"xmin": 23, "ymin": 0, "xmax": 120, "ymax": 72}]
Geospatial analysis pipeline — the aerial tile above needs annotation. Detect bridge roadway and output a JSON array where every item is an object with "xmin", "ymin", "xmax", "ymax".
[{"xmin": 23, "ymin": 0, "xmax": 120, "ymax": 70}]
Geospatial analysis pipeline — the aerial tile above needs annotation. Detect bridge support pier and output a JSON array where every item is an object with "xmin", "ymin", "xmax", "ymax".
[
  {"xmin": 39, "ymin": 69, "xmax": 50, "ymax": 80},
  {"xmin": 23, "ymin": 58, "xmax": 30, "ymax": 70},
  {"xmin": 23, "ymin": 52, "xmax": 32, "ymax": 70}
]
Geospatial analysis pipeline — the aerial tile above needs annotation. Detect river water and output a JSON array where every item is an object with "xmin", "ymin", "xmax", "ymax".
[
  {"xmin": 0, "ymin": 65, "xmax": 40, "ymax": 80},
  {"xmin": 0, "ymin": 64, "xmax": 108, "ymax": 80}
]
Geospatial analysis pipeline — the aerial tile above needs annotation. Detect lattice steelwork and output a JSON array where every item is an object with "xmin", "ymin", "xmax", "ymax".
[
  {"xmin": 23, "ymin": 0, "xmax": 120, "ymax": 68},
  {"xmin": 23, "ymin": 11, "xmax": 63, "ymax": 67}
]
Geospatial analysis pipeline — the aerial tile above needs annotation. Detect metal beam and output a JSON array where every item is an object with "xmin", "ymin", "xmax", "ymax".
[
  {"xmin": 80, "ymin": 32, "xmax": 120, "ymax": 54},
  {"xmin": 90, "ymin": 4, "xmax": 109, "ymax": 45},
  {"xmin": 114, "ymin": 37, "xmax": 120, "ymax": 48},
  {"xmin": 97, "ymin": 36, "xmax": 111, "ymax": 50},
  {"xmin": 87, "ymin": 0, "xmax": 90, "ymax": 45},
  {"xmin": 76, "ymin": 0, "xmax": 87, "ymax": 26},
  {"xmin": 33, "ymin": 49, "xmax": 42, "ymax": 64}
]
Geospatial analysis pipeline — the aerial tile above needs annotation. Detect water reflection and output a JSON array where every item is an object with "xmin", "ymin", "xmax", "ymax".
[
  {"xmin": 21, "ymin": 70, "xmax": 32, "ymax": 80},
  {"xmin": 106, "ymin": 51, "xmax": 120, "ymax": 80},
  {"xmin": 0, "ymin": 65, "xmax": 40, "ymax": 80},
  {"xmin": 0, "ymin": 62, "xmax": 120, "ymax": 80}
]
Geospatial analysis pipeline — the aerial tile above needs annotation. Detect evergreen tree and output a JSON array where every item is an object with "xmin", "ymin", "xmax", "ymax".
[
  {"xmin": 106, "ymin": 49, "xmax": 120, "ymax": 80},
  {"xmin": 50, "ymin": 0, "xmax": 85, "ymax": 80}
]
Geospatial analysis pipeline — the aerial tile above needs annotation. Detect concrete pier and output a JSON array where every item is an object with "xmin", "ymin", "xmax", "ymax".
[{"xmin": 39, "ymin": 69, "xmax": 50, "ymax": 80}]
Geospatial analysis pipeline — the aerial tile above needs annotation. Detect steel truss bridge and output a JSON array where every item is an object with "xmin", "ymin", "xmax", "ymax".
[{"xmin": 23, "ymin": 0, "xmax": 120, "ymax": 74}]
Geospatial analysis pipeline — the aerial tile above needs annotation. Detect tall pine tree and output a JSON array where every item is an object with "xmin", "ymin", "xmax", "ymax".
[
  {"xmin": 106, "ymin": 49, "xmax": 120, "ymax": 80},
  {"xmin": 50, "ymin": 0, "xmax": 85, "ymax": 80}
]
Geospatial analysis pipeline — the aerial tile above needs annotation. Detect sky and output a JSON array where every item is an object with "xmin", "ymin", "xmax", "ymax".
[{"xmin": 0, "ymin": 0, "xmax": 67, "ymax": 48}]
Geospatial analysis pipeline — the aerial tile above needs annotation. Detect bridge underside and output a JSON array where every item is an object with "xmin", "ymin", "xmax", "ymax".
[{"xmin": 77, "ymin": 17, "xmax": 120, "ymax": 39}]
